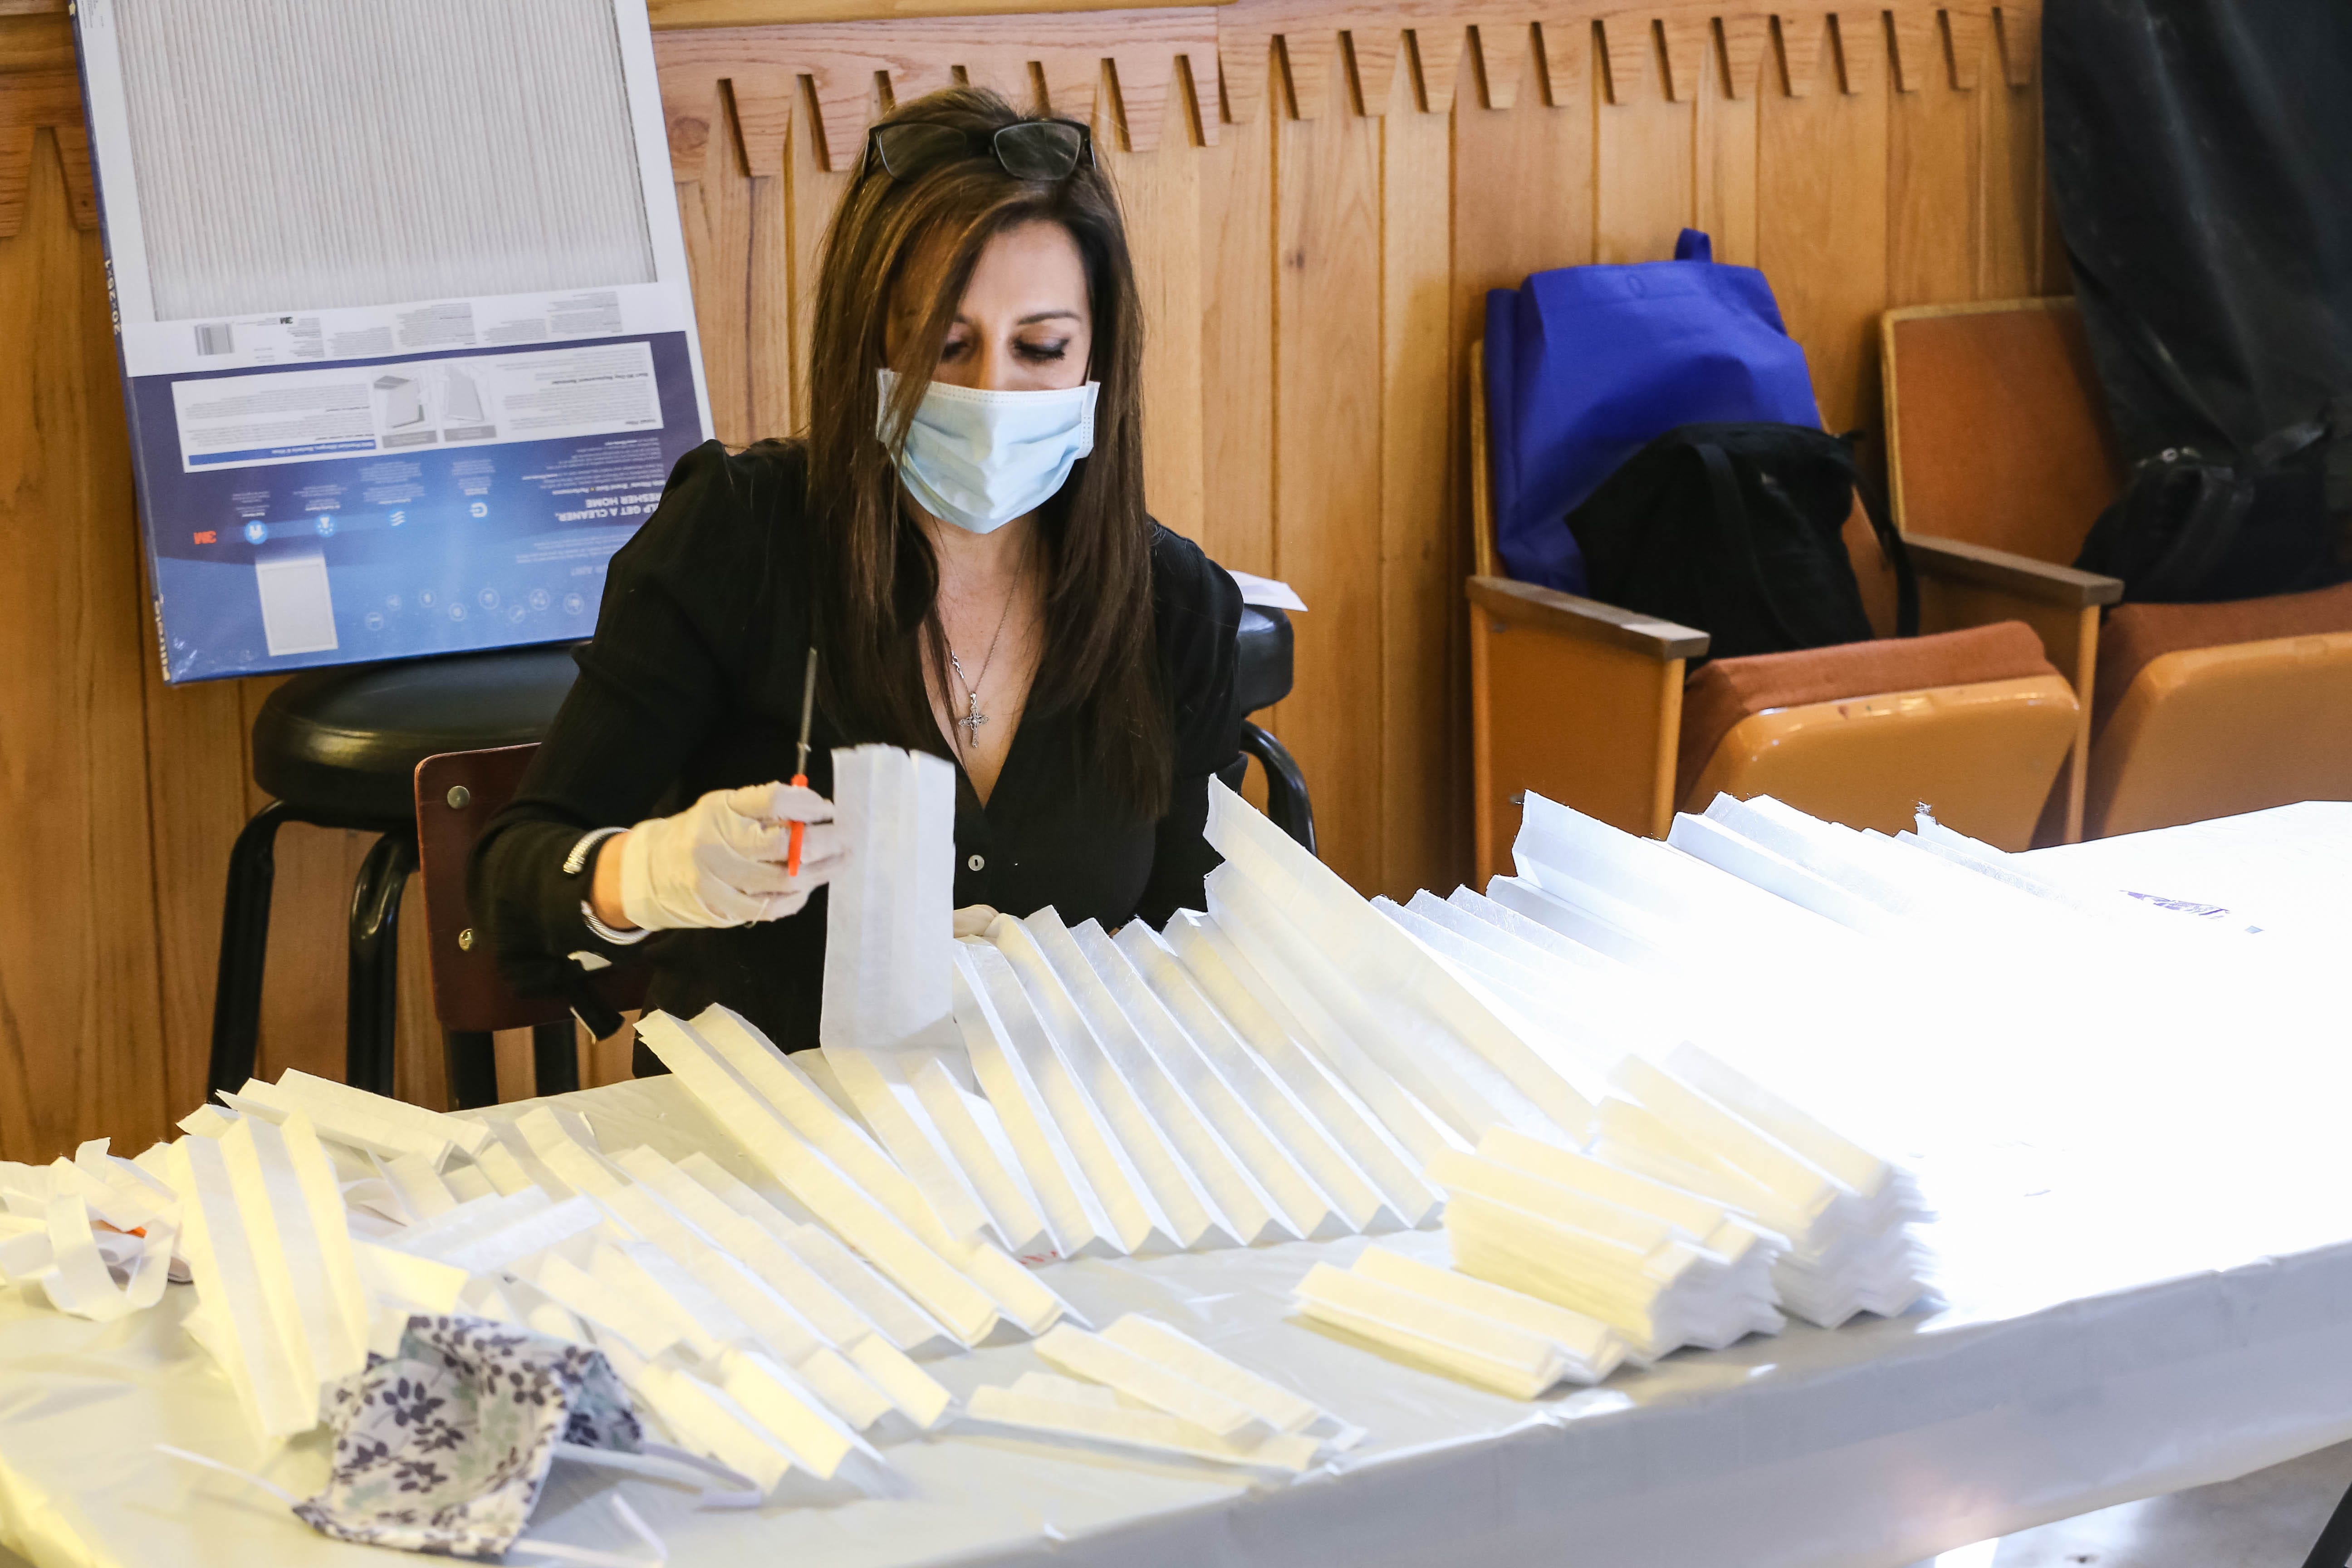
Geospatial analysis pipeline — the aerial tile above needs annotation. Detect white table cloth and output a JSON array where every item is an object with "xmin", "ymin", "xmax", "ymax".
[{"xmin": 4, "ymin": 804, "xmax": 2347, "ymax": 1568}]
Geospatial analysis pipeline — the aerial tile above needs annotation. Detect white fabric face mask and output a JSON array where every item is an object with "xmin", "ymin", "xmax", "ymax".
[{"xmin": 877, "ymin": 367, "xmax": 1099, "ymax": 534}]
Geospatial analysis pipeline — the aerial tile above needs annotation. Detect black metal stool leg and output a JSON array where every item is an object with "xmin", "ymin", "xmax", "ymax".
[
  {"xmin": 2303, "ymin": 1476, "xmax": 2352, "ymax": 1568},
  {"xmin": 209, "ymin": 802, "xmax": 294, "ymax": 1097},
  {"xmin": 532, "ymin": 1019, "xmax": 581, "ymax": 1098},
  {"xmin": 346, "ymin": 830, "xmax": 416, "ymax": 1098},
  {"xmin": 1239, "ymin": 720, "xmax": 1318, "ymax": 857},
  {"xmin": 443, "ymin": 1029, "xmax": 499, "ymax": 1111}
]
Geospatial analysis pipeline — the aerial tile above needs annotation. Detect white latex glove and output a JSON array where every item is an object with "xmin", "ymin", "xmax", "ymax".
[
  {"xmin": 617, "ymin": 782, "xmax": 843, "ymax": 930},
  {"xmin": 952, "ymin": 904, "xmax": 1000, "ymax": 940}
]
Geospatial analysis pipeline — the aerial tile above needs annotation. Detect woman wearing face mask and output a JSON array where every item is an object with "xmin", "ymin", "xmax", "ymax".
[{"xmin": 470, "ymin": 88, "xmax": 1241, "ymax": 1064}]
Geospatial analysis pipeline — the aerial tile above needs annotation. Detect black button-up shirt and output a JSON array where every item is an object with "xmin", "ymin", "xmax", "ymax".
[{"xmin": 471, "ymin": 439, "xmax": 1242, "ymax": 1058}]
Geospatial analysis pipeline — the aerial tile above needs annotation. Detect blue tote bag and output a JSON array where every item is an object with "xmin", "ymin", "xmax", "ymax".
[{"xmin": 1484, "ymin": 230, "xmax": 1821, "ymax": 593}]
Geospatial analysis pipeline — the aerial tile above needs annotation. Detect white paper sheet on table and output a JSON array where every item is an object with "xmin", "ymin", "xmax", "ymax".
[{"xmin": 1224, "ymin": 570, "xmax": 1307, "ymax": 612}]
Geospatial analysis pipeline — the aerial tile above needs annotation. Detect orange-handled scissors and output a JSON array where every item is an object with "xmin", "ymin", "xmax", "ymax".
[{"xmin": 788, "ymin": 646, "xmax": 818, "ymax": 876}]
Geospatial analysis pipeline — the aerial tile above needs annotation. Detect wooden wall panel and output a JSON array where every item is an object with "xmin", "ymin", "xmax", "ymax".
[
  {"xmin": 135, "ymin": 522, "xmax": 250, "ymax": 1137},
  {"xmin": 1104, "ymin": 110, "xmax": 1208, "ymax": 544},
  {"xmin": 1978, "ymin": 37, "xmax": 2042, "ymax": 298},
  {"xmin": 1199, "ymin": 75, "xmax": 1278, "ymax": 578},
  {"xmin": 0, "ymin": 0, "xmax": 2047, "ymax": 1157},
  {"xmin": 0, "ymin": 126, "xmax": 168, "ymax": 1161},
  {"xmin": 1595, "ymin": 18, "xmax": 1697, "ymax": 263},
  {"xmin": 1886, "ymin": 14, "xmax": 1978, "ymax": 308},
  {"xmin": 1376, "ymin": 71, "xmax": 1460, "ymax": 899},
  {"xmin": 1273, "ymin": 105, "xmax": 1386, "ymax": 892},
  {"xmin": 1757, "ymin": 10, "xmax": 1887, "ymax": 432},
  {"xmin": 1695, "ymin": 20, "xmax": 1761, "ymax": 264}
]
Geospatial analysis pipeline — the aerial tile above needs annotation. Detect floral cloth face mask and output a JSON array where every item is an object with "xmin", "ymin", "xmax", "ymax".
[{"xmin": 163, "ymin": 1314, "xmax": 756, "ymax": 1563}]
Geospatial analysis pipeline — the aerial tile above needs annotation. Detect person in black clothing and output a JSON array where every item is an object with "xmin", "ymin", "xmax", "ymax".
[{"xmin": 469, "ymin": 88, "xmax": 1241, "ymax": 1066}]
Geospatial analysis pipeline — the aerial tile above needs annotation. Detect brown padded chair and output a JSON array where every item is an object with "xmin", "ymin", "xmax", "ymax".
[
  {"xmin": 1883, "ymin": 298, "xmax": 2352, "ymax": 838},
  {"xmin": 414, "ymin": 745, "xmax": 647, "ymax": 1108},
  {"xmin": 1465, "ymin": 342, "xmax": 2084, "ymax": 884}
]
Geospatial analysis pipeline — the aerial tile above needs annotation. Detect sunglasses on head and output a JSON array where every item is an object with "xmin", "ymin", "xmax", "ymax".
[{"xmin": 864, "ymin": 118, "xmax": 1095, "ymax": 182}]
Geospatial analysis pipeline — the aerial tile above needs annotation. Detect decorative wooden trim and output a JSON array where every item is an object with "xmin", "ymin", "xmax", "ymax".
[
  {"xmin": 0, "ymin": 0, "xmax": 2047, "ymax": 241},
  {"xmin": 1597, "ymin": 14, "xmax": 1651, "ymax": 105},
  {"xmin": 1886, "ymin": 5, "xmax": 1935, "ymax": 92},
  {"xmin": 1945, "ymin": 8, "xmax": 1990, "ymax": 91},
  {"xmin": 1831, "ymin": 9, "xmax": 1881, "ymax": 95},
  {"xmin": 655, "ymin": 8, "xmax": 1220, "ymax": 172},
  {"xmin": 0, "ymin": 15, "xmax": 88, "ymax": 235},
  {"xmin": 1656, "ymin": 15, "xmax": 1708, "ymax": 101},
  {"xmin": 1774, "ymin": 11, "xmax": 1826, "ymax": 96},
  {"xmin": 1994, "ymin": 2, "xmax": 2036, "ymax": 85},
  {"xmin": 1716, "ymin": 14, "xmax": 1769, "ymax": 98},
  {"xmin": 651, "ymin": 0, "xmax": 1231, "ymax": 22},
  {"xmin": 1475, "ymin": 20, "xmax": 1536, "ymax": 110}
]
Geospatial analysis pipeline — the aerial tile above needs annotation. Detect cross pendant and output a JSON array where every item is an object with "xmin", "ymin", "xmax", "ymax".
[{"xmin": 958, "ymin": 693, "xmax": 988, "ymax": 736}]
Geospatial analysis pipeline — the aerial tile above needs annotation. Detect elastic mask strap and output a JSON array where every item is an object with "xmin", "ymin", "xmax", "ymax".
[
  {"xmin": 509, "ymin": 1494, "xmax": 668, "ymax": 1568},
  {"xmin": 553, "ymin": 1441, "xmax": 766, "ymax": 1509},
  {"xmin": 155, "ymin": 1444, "xmax": 299, "ymax": 1506}
]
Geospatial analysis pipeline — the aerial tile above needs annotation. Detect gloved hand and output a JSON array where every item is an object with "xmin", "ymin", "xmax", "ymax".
[
  {"xmin": 952, "ymin": 904, "xmax": 1000, "ymax": 940},
  {"xmin": 616, "ymin": 782, "xmax": 843, "ymax": 930}
]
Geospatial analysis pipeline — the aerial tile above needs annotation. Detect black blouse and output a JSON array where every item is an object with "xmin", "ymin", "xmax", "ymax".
[{"xmin": 470, "ymin": 438, "xmax": 1243, "ymax": 1058}]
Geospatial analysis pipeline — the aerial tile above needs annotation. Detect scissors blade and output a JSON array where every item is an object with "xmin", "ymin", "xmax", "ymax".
[{"xmin": 794, "ymin": 646, "xmax": 818, "ymax": 776}]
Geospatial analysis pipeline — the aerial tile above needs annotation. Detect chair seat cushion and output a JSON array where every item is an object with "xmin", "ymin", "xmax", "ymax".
[
  {"xmin": 253, "ymin": 644, "xmax": 583, "ymax": 825},
  {"xmin": 1677, "ymin": 622, "xmax": 2058, "ymax": 805},
  {"xmin": 2093, "ymin": 581, "xmax": 2352, "ymax": 738}
]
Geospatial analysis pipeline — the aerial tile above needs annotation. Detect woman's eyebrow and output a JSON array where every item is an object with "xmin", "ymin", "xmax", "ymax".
[{"xmin": 1014, "ymin": 309, "xmax": 1083, "ymax": 326}]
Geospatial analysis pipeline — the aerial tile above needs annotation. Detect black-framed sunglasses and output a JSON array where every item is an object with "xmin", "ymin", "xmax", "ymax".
[{"xmin": 864, "ymin": 118, "xmax": 1095, "ymax": 182}]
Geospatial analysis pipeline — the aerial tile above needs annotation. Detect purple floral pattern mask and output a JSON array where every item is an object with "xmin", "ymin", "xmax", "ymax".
[{"xmin": 295, "ymin": 1313, "xmax": 642, "ymax": 1558}]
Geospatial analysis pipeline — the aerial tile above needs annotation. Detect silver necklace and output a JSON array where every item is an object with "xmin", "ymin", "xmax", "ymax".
[{"xmin": 947, "ymin": 584, "xmax": 1018, "ymax": 745}]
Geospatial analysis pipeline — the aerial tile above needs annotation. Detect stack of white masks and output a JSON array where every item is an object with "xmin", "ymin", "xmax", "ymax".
[
  {"xmin": 1592, "ymin": 1047, "xmax": 1927, "ymax": 1328},
  {"xmin": 1291, "ymin": 1245, "xmax": 1628, "ymax": 1397},
  {"xmin": 1429, "ymin": 1127, "xmax": 1783, "ymax": 1361}
]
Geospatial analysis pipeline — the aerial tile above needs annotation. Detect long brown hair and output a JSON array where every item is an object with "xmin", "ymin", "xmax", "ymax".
[{"xmin": 803, "ymin": 87, "xmax": 1169, "ymax": 819}]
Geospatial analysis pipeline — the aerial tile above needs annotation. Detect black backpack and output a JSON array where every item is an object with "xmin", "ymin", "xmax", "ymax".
[
  {"xmin": 1564, "ymin": 423, "xmax": 1918, "ymax": 663},
  {"xmin": 2072, "ymin": 408, "xmax": 2352, "ymax": 603}
]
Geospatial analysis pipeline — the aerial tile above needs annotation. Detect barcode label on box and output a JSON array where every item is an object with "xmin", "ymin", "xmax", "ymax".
[{"xmin": 194, "ymin": 322, "xmax": 234, "ymax": 355}]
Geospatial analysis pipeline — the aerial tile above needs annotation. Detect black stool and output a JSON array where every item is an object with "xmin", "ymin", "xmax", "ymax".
[
  {"xmin": 207, "ymin": 645, "xmax": 584, "ymax": 1100},
  {"xmin": 1230, "ymin": 605, "xmax": 1317, "ymax": 854}
]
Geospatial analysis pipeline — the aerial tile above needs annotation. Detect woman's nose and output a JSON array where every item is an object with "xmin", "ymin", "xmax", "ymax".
[{"xmin": 968, "ymin": 338, "xmax": 1018, "ymax": 392}]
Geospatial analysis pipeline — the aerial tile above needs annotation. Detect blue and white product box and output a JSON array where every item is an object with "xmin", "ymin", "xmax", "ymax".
[{"xmin": 73, "ymin": 0, "xmax": 712, "ymax": 682}]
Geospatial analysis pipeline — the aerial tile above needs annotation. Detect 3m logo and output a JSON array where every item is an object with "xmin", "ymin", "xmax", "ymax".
[{"xmin": 193, "ymin": 530, "xmax": 217, "ymax": 544}]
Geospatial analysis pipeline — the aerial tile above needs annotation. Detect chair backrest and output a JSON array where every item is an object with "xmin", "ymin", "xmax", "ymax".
[
  {"xmin": 1234, "ymin": 604, "xmax": 1294, "ymax": 715},
  {"xmin": 1881, "ymin": 298, "xmax": 2127, "ymax": 566},
  {"xmin": 413, "ymin": 745, "xmax": 646, "ymax": 1033}
]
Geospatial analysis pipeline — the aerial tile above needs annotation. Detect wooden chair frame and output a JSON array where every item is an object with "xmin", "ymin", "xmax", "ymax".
[
  {"xmin": 1879, "ymin": 297, "xmax": 2125, "ymax": 842},
  {"xmin": 1467, "ymin": 338, "xmax": 2111, "ymax": 884}
]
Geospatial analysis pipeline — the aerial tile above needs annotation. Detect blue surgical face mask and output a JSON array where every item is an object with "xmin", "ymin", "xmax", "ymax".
[{"xmin": 877, "ymin": 368, "xmax": 1099, "ymax": 534}]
